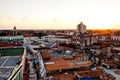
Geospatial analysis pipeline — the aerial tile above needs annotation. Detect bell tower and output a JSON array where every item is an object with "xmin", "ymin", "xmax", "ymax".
[{"xmin": 13, "ymin": 26, "xmax": 17, "ymax": 36}]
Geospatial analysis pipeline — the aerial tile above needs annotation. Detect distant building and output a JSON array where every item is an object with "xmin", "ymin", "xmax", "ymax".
[
  {"xmin": 77, "ymin": 22, "xmax": 86, "ymax": 34},
  {"xmin": 111, "ymin": 35, "xmax": 120, "ymax": 47},
  {"xmin": 71, "ymin": 33, "xmax": 97, "ymax": 49},
  {"xmin": 111, "ymin": 36, "xmax": 120, "ymax": 41},
  {"xmin": 0, "ymin": 35, "xmax": 23, "ymax": 42},
  {"xmin": 70, "ymin": 22, "xmax": 98, "ymax": 50},
  {"xmin": 13, "ymin": 26, "xmax": 17, "ymax": 36}
]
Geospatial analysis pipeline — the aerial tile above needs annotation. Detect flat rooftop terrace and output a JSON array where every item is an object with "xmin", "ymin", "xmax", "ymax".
[{"xmin": 0, "ymin": 56, "xmax": 20, "ymax": 80}]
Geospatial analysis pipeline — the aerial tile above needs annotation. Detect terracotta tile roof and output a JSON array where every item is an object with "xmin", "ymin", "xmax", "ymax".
[
  {"xmin": 47, "ymin": 73, "xmax": 74, "ymax": 80},
  {"xmin": 114, "ymin": 70, "xmax": 120, "ymax": 75},
  {"xmin": 75, "ymin": 70, "xmax": 101, "ymax": 78},
  {"xmin": 45, "ymin": 59, "xmax": 92, "ymax": 71},
  {"xmin": 104, "ymin": 61, "xmax": 120, "ymax": 66},
  {"xmin": 0, "ymin": 41, "xmax": 22, "ymax": 47},
  {"xmin": 75, "ymin": 54, "xmax": 89, "ymax": 57},
  {"xmin": 75, "ymin": 69, "xmax": 115, "ymax": 80},
  {"xmin": 41, "ymin": 52, "xmax": 51, "ymax": 60}
]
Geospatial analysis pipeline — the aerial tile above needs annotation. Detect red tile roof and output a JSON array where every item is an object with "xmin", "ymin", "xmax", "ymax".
[
  {"xmin": 45, "ymin": 59, "xmax": 92, "ymax": 71},
  {"xmin": 47, "ymin": 73, "xmax": 74, "ymax": 80},
  {"xmin": 41, "ymin": 52, "xmax": 51, "ymax": 60},
  {"xmin": 114, "ymin": 70, "xmax": 120, "ymax": 75},
  {"xmin": 0, "ymin": 41, "xmax": 22, "ymax": 47},
  {"xmin": 75, "ymin": 70, "xmax": 101, "ymax": 78},
  {"xmin": 104, "ymin": 61, "xmax": 120, "ymax": 67}
]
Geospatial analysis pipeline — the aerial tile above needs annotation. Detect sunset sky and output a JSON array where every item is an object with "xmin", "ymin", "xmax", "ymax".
[{"xmin": 0, "ymin": 0, "xmax": 120, "ymax": 30}]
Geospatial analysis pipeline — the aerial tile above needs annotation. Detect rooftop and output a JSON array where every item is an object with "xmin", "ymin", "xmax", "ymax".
[
  {"xmin": 0, "ymin": 56, "xmax": 21, "ymax": 80},
  {"xmin": 41, "ymin": 50, "xmax": 91, "ymax": 72},
  {"xmin": 45, "ymin": 57, "xmax": 92, "ymax": 71},
  {"xmin": 114, "ymin": 70, "xmax": 120, "ymax": 75},
  {"xmin": 42, "ymin": 51, "xmax": 88, "ymax": 62},
  {"xmin": 103, "ymin": 61, "xmax": 120, "ymax": 68},
  {"xmin": 46, "ymin": 72, "xmax": 74, "ymax": 80},
  {"xmin": 0, "ymin": 41, "xmax": 23, "ymax": 48},
  {"xmin": 59, "ymin": 43, "xmax": 76, "ymax": 49},
  {"xmin": 75, "ymin": 70, "xmax": 101, "ymax": 78},
  {"xmin": 41, "ymin": 52, "xmax": 52, "ymax": 60}
]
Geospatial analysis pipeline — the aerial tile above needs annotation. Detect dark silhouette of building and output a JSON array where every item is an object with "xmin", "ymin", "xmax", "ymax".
[{"xmin": 13, "ymin": 26, "xmax": 17, "ymax": 36}]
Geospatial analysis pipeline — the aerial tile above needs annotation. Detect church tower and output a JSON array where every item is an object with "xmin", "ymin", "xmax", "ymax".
[{"xmin": 13, "ymin": 26, "xmax": 17, "ymax": 36}]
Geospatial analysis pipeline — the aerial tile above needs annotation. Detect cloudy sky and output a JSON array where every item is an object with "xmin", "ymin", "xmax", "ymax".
[{"xmin": 0, "ymin": 0, "xmax": 120, "ymax": 29}]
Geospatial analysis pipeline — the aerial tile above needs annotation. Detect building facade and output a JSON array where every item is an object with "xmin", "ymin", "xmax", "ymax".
[{"xmin": 77, "ymin": 22, "xmax": 86, "ymax": 34}]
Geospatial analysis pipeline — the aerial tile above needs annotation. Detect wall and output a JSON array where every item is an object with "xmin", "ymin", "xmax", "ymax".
[{"xmin": 0, "ymin": 48, "xmax": 24, "ymax": 56}]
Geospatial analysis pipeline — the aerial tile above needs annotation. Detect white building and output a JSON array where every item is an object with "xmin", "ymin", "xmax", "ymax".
[
  {"xmin": 111, "ymin": 36, "xmax": 120, "ymax": 41},
  {"xmin": 0, "ymin": 35, "xmax": 23, "ymax": 42}
]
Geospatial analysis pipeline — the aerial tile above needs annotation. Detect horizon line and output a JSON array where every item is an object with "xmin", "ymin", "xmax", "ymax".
[{"xmin": 0, "ymin": 28, "xmax": 120, "ymax": 31}]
